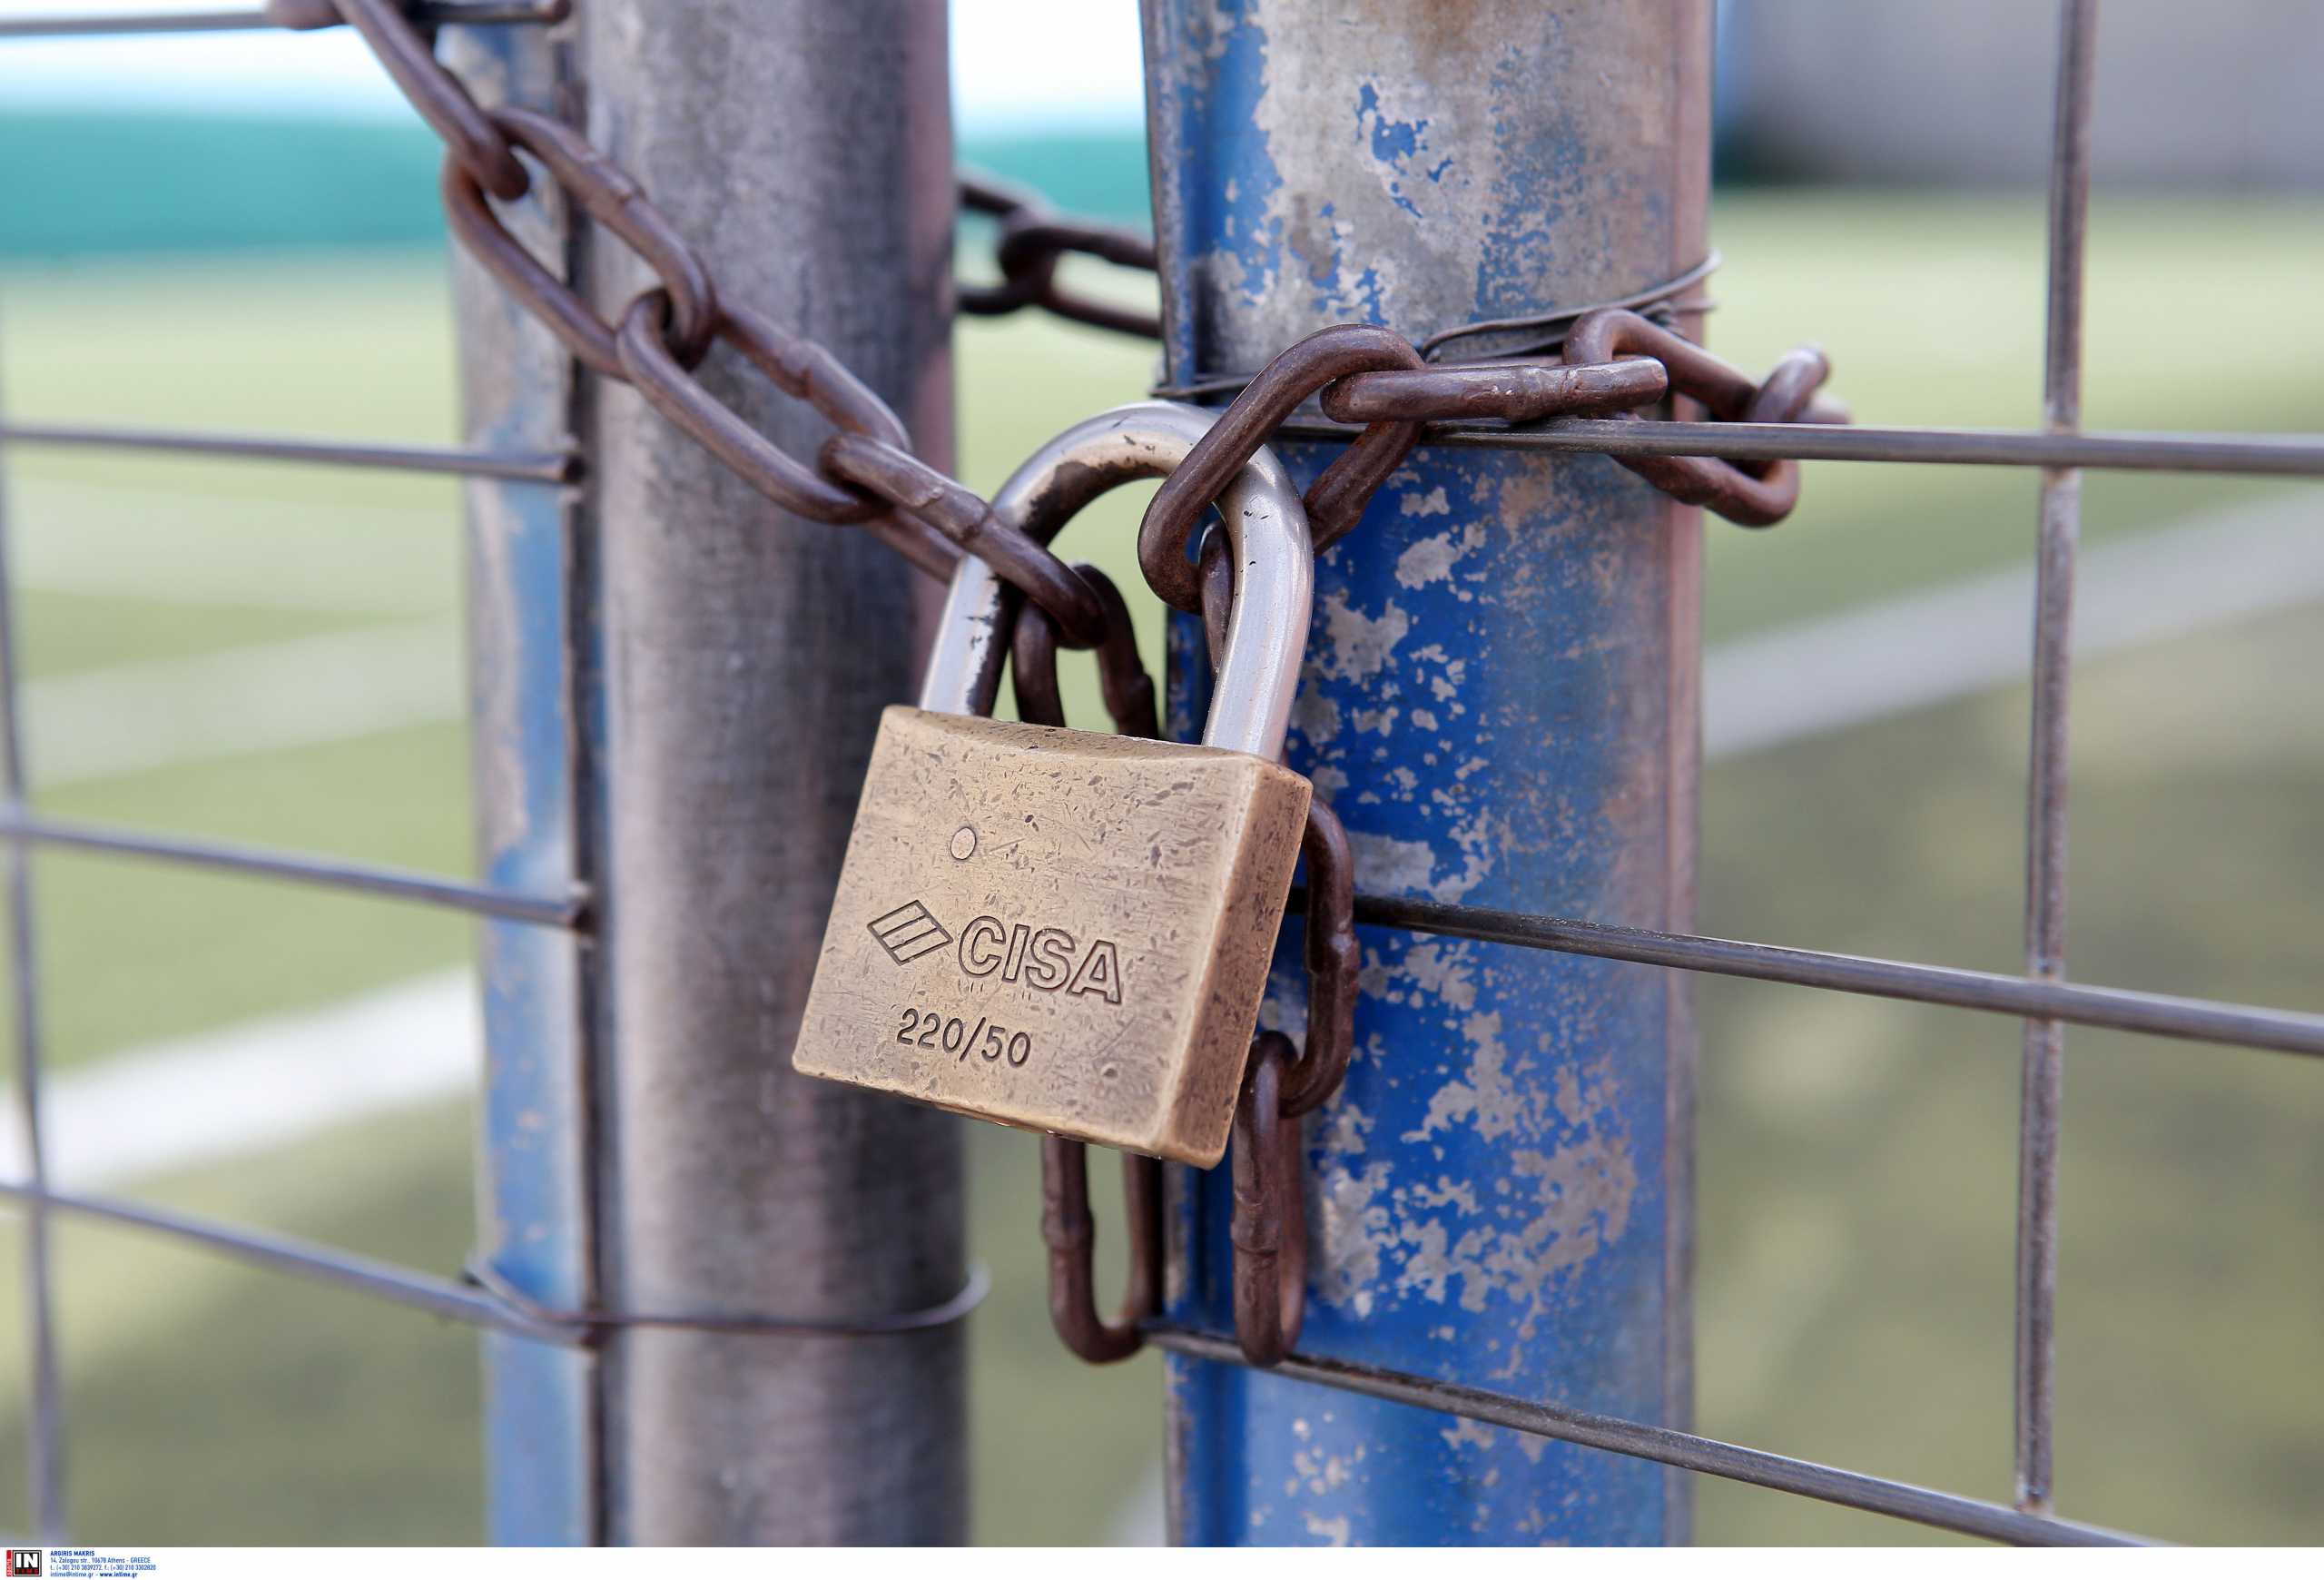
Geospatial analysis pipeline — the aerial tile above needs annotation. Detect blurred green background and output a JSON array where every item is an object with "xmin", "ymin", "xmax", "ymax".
[{"xmin": 0, "ymin": 64, "xmax": 2319, "ymax": 1554}]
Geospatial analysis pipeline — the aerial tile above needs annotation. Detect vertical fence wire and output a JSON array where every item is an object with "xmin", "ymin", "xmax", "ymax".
[
  {"xmin": 0, "ymin": 341, "xmax": 68, "ymax": 1542},
  {"xmin": 2015, "ymin": 0, "xmax": 2098, "ymax": 1517}
]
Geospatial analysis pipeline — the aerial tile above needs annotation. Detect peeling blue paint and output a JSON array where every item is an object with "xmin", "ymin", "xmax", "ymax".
[
  {"xmin": 1180, "ymin": 0, "xmax": 1286, "ymax": 305},
  {"xmin": 1357, "ymin": 83, "xmax": 1428, "ymax": 164},
  {"xmin": 1148, "ymin": 0, "xmax": 1695, "ymax": 1546},
  {"xmin": 1355, "ymin": 81, "xmax": 1433, "ymax": 220},
  {"xmin": 1170, "ymin": 448, "xmax": 1680, "ymax": 1546}
]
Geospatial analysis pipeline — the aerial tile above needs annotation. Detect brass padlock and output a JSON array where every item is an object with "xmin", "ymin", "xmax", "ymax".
[{"xmin": 793, "ymin": 402, "xmax": 1314, "ymax": 1165}]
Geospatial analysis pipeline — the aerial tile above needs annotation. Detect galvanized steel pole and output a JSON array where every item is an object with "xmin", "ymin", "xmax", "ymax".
[
  {"xmin": 580, "ymin": 0, "xmax": 963, "ymax": 1545},
  {"xmin": 457, "ymin": 0, "xmax": 967, "ymax": 1544},
  {"xmin": 1144, "ymin": 0, "xmax": 1708, "ymax": 1544}
]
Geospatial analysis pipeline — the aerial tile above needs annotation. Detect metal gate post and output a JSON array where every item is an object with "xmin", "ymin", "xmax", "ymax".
[
  {"xmin": 1144, "ymin": 1, "xmax": 1708, "ymax": 1544},
  {"xmin": 457, "ymin": 0, "xmax": 967, "ymax": 1545},
  {"xmin": 448, "ymin": 12, "xmax": 599, "ymax": 1545}
]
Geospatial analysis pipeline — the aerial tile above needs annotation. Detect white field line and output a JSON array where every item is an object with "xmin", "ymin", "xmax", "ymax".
[
  {"xmin": 15, "ymin": 493, "xmax": 2317, "ymax": 798},
  {"xmin": 0, "ymin": 970, "xmax": 477, "ymax": 1191},
  {"xmin": 1703, "ymin": 492, "xmax": 2324, "ymax": 759},
  {"xmin": 9, "ymin": 475, "xmax": 454, "ymax": 617},
  {"xmin": 25, "ymin": 618, "xmax": 458, "ymax": 787}
]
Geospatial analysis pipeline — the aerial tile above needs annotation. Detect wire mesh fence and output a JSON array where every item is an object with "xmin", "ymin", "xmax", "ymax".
[{"xmin": 0, "ymin": 0, "xmax": 2318, "ymax": 1549}]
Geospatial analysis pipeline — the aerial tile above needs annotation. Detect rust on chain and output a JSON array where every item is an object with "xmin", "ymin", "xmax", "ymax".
[
  {"xmin": 1748, "ymin": 345, "xmax": 1837, "ymax": 428},
  {"xmin": 1562, "ymin": 308, "xmax": 1841, "ymax": 527},
  {"xmin": 822, "ymin": 435, "xmax": 1108, "ymax": 645},
  {"xmin": 1192, "ymin": 538, "xmax": 1349, "ymax": 1365},
  {"xmin": 1282, "ymin": 799, "xmax": 1357, "ymax": 1118},
  {"xmin": 306, "ymin": 0, "xmax": 531, "ymax": 200},
  {"xmin": 1011, "ymin": 564, "xmax": 1159, "ymax": 742},
  {"xmin": 443, "ymin": 106, "xmax": 719, "ymax": 377},
  {"xmin": 1012, "ymin": 575, "xmax": 1167, "ymax": 1364},
  {"xmin": 1231, "ymin": 1032, "xmax": 1308, "ymax": 1368},
  {"xmin": 1321, "ymin": 358, "xmax": 1669, "ymax": 426},
  {"xmin": 615, "ymin": 294, "xmax": 961, "ymax": 580},
  {"xmin": 1141, "ymin": 325, "xmax": 1428, "ymax": 612},
  {"xmin": 1039, "ymin": 1137, "xmax": 1165, "ymax": 1364},
  {"xmin": 430, "ymin": 109, "xmax": 1105, "ymax": 614},
  {"xmin": 957, "ymin": 170, "xmax": 1161, "ymax": 340}
]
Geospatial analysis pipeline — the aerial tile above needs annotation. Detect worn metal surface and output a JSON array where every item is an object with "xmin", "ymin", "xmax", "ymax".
[
  {"xmin": 1321, "ymin": 358, "xmax": 1668, "ymax": 426},
  {"xmin": 1140, "ymin": 325, "xmax": 1427, "ymax": 594},
  {"xmin": 1145, "ymin": 0, "xmax": 1708, "ymax": 1544},
  {"xmin": 440, "ymin": 9, "xmax": 600, "ymax": 1546},
  {"xmin": 576, "ymin": 0, "xmax": 964, "ymax": 1545},
  {"xmin": 793, "ymin": 706, "xmax": 1311, "ymax": 1165},
  {"xmin": 2016, "ymin": 0, "xmax": 2097, "ymax": 1518}
]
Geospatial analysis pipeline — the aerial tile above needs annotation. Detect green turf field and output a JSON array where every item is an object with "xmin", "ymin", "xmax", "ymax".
[{"xmin": 0, "ymin": 193, "xmax": 2319, "ymax": 1544}]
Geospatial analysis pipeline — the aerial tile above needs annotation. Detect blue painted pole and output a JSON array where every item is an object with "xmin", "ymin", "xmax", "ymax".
[
  {"xmin": 1143, "ymin": 0, "xmax": 1709, "ymax": 1545},
  {"xmin": 446, "ymin": 17, "xmax": 601, "ymax": 1546}
]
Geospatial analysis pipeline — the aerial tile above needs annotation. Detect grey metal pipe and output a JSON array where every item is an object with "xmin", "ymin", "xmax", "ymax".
[{"xmin": 576, "ymin": 0, "xmax": 965, "ymax": 1545}]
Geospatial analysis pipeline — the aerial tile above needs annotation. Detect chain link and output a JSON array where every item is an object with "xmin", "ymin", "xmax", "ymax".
[
  {"xmin": 1562, "ymin": 309, "xmax": 1844, "ymax": 526},
  {"xmin": 1139, "ymin": 325, "xmax": 1427, "ymax": 613},
  {"xmin": 445, "ymin": 106, "xmax": 720, "ymax": 375},
  {"xmin": 1142, "ymin": 315, "xmax": 1844, "ymax": 599},
  {"xmin": 957, "ymin": 170, "xmax": 1160, "ymax": 341}
]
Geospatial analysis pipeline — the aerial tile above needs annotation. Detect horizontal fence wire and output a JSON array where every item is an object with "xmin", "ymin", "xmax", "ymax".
[
  {"xmin": 1143, "ymin": 1328, "xmax": 2139, "ymax": 1547},
  {"xmin": 0, "ymin": 1155, "xmax": 2151, "ymax": 1546},
  {"xmin": 0, "ymin": 421, "xmax": 575, "ymax": 481},
  {"xmin": 0, "ymin": 808, "xmax": 586, "ymax": 927},
  {"xmin": 0, "ymin": 3, "xmax": 564, "ymax": 38},
  {"xmin": 1278, "ymin": 417, "xmax": 2324, "ymax": 475},
  {"xmin": 0, "ymin": 1179, "xmax": 993, "ymax": 1348},
  {"xmin": 1309, "ymin": 891, "xmax": 2324, "ymax": 1059},
  {"xmin": 15, "ymin": 416, "xmax": 2319, "ymax": 488},
  {"xmin": 0, "ymin": 1179, "xmax": 573, "ymax": 1343}
]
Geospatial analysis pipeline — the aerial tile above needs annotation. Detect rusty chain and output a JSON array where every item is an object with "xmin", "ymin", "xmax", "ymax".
[
  {"xmin": 1561, "ymin": 309, "xmax": 1846, "ymax": 526},
  {"xmin": 958, "ymin": 170, "xmax": 1161, "ymax": 341},
  {"xmin": 1141, "ymin": 316, "xmax": 1846, "ymax": 611},
  {"xmin": 293, "ymin": 0, "xmax": 1125, "ymax": 642},
  {"xmin": 305, "ymin": 0, "xmax": 1843, "ymax": 642}
]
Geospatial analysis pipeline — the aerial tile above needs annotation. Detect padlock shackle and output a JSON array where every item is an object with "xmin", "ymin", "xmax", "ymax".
[{"xmin": 918, "ymin": 400, "xmax": 1313, "ymax": 761}]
